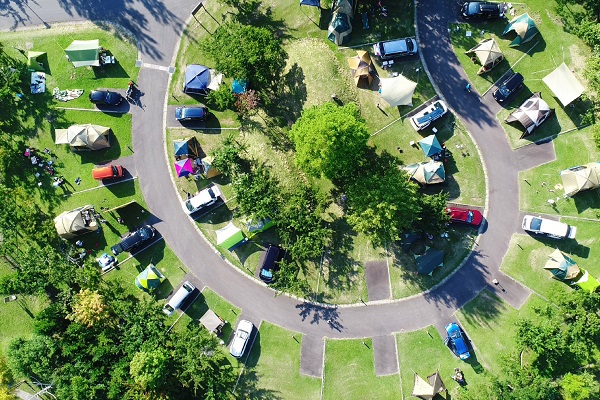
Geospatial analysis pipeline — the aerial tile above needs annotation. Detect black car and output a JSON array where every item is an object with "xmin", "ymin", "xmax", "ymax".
[
  {"xmin": 89, "ymin": 90, "xmax": 123, "ymax": 106},
  {"xmin": 111, "ymin": 225, "xmax": 156, "ymax": 255},
  {"xmin": 493, "ymin": 73, "xmax": 524, "ymax": 103},
  {"xmin": 258, "ymin": 245, "xmax": 284, "ymax": 283},
  {"xmin": 175, "ymin": 106, "xmax": 208, "ymax": 122},
  {"xmin": 461, "ymin": 2, "xmax": 504, "ymax": 20}
]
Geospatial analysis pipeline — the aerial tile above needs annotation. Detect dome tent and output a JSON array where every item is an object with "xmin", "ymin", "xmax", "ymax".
[
  {"xmin": 544, "ymin": 249, "xmax": 580, "ymax": 281},
  {"xmin": 502, "ymin": 14, "xmax": 539, "ymax": 47},
  {"xmin": 403, "ymin": 160, "xmax": 446, "ymax": 185},
  {"xmin": 466, "ymin": 38, "xmax": 504, "ymax": 74},
  {"xmin": 505, "ymin": 92, "xmax": 553, "ymax": 138},
  {"xmin": 347, "ymin": 50, "xmax": 374, "ymax": 88},
  {"xmin": 54, "ymin": 124, "xmax": 111, "ymax": 151},
  {"xmin": 327, "ymin": 0, "xmax": 355, "ymax": 46},
  {"xmin": 135, "ymin": 264, "xmax": 166, "ymax": 292}
]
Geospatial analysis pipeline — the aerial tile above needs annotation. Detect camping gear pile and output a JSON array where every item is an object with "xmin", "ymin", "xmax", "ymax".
[
  {"xmin": 53, "ymin": 88, "xmax": 84, "ymax": 102},
  {"xmin": 173, "ymin": 137, "xmax": 221, "ymax": 179}
]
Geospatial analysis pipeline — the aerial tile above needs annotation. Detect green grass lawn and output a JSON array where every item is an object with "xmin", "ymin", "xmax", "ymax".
[{"xmin": 323, "ymin": 339, "xmax": 400, "ymax": 399}]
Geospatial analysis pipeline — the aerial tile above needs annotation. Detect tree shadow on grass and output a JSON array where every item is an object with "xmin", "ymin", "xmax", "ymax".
[
  {"xmin": 458, "ymin": 289, "xmax": 508, "ymax": 330},
  {"xmin": 235, "ymin": 368, "xmax": 280, "ymax": 400},
  {"xmin": 269, "ymin": 63, "xmax": 307, "ymax": 125}
]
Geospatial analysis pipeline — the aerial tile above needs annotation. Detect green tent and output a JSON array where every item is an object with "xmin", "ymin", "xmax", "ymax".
[
  {"xmin": 244, "ymin": 217, "xmax": 275, "ymax": 238},
  {"xmin": 572, "ymin": 269, "xmax": 600, "ymax": 293},
  {"xmin": 216, "ymin": 222, "xmax": 247, "ymax": 250},
  {"xmin": 27, "ymin": 51, "xmax": 47, "ymax": 72},
  {"xmin": 544, "ymin": 249, "xmax": 580, "ymax": 281},
  {"xmin": 502, "ymin": 14, "xmax": 539, "ymax": 47},
  {"xmin": 135, "ymin": 264, "xmax": 166, "ymax": 292},
  {"xmin": 65, "ymin": 40, "xmax": 101, "ymax": 68}
]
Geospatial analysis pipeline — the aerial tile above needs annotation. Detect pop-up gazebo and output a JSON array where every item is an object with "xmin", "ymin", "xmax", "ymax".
[
  {"xmin": 135, "ymin": 264, "xmax": 166, "ymax": 292},
  {"xmin": 216, "ymin": 222, "xmax": 247, "ymax": 251},
  {"xmin": 544, "ymin": 249, "xmax": 580, "ymax": 281},
  {"xmin": 418, "ymin": 135, "xmax": 443, "ymax": 158},
  {"xmin": 64, "ymin": 40, "xmax": 101, "ymax": 68},
  {"xmin": 542, "ymin": 63, "xmax": 585, "ymax": 107},
  {"xmin": 173, "ymin": 137, "xmax": 202, "ymax": 159},
  {"xmin": 347, "ymin": 50, "xmax": 374, "ymax": 88},
  {"xmin": 379, "ymin": 75, "xmax": 417, "ymax": 107},
  {"xmin": 466, "ymin": 38, "xmax": 504, "ymax": 74},
  {"xmin": 560, "ymin": 162, "xmax": 600, "ymax": 197},
  {"xmin": 175, "ymin": 158, "xmax": 194, "ymax": 178},
  {"xmin": 55, "ymin": 124, "xmax": 111, "ymax": 150},
  {"xmin": 502, "ymin": 14, "xmax": 539, "ymax": 47}
]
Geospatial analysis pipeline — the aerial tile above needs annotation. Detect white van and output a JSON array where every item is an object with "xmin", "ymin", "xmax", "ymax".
[{"xmin": 162, "ymin": 281, "xmax": 196, "ymax": 316}]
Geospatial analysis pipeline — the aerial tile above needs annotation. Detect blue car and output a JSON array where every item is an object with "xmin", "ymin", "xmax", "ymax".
[{"xmin": 444, "ymin": 323, "xmax": 471, "ymax": 360}]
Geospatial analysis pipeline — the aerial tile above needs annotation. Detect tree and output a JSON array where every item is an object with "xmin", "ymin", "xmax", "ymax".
[
  {"xmin": 67, "ymin": 289, "xmax": 112, "ymax": 328},
  {"xmin": 416, "ymin": 192, "xmax": 450, "ymax": 235},
  {"xmin": 129, "ymin": 350, "xmax": 168, "ymax": 391},
  {"xmin": 210, "ymin": 134, "xmax": 249, "ymax": 178},
  {"xmin": 232, "ymin": 164, "xmax": 280, "ymax": 221},
  {"xmin": 561, "ymin": 372, "xmax": 599, "ymax": 400},
  {"xmin": 289, "ymin": 102, "xmax": 370, "ymax": 181}
]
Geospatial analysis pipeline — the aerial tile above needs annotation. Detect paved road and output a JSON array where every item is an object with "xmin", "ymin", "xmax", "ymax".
[{"xmin": 0, "ymin": 0, "xmax": 558, "ymax": 339}]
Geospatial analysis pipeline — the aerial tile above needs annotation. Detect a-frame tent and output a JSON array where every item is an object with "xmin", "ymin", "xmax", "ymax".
[{"xmin": 412, "ymin": 371, "xmax": 446, "ymax": 400}]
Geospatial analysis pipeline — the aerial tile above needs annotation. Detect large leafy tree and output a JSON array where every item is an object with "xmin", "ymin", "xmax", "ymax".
[{"xmin": 232, "ymin": 164, "xmax": 280, "ymax": 221}]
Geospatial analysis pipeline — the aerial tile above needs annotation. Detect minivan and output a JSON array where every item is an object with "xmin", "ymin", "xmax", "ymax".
[
  {"xmin": 162, "ymin": 281, "xmax": 196, "ymax": 316},
  {"xmin": 258, "ymin": 245, "xmax": 284, "ymax": 283},
  {"xmin": 492, "ymin": 73, "xmax": 524, "ymax": 103},
  {"xmin": 461, "ymin": 2, "xmax": 504, "ymax": 20},
  {"xmin": 175, "ymin": 106, "xmax": 208, "ymax": 122},
  {"xmin": 111, "ymin": 225, "xmax": 156, "ymax": 255},
  {"xmin": 372, "ymin": 37, "xmax": 418, "ymax": 60},
  {"xmin": 92, "ymin": 165, "xmax": 124, "ymax": 180}
]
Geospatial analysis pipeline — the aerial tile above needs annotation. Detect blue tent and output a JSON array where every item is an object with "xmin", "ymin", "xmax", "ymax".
[
  {"xmin": 173, "ymin": 137, "xmax": 202, "ymax": 158},
  {"xmin": 232, "ymin": 79, "xmax": 247, "ymax": 94},
  {"xmin": 300, "ymin": 0, "xmax": 320, "ymax": 6},
  {"xmin": 418, "ymin": 135, "xmax": 443, "ymax": 158},
  {"xmin": 184, "ymin": 64, "xmax": 210, "ymax": 95}
]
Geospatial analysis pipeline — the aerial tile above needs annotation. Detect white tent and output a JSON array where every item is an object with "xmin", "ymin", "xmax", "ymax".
[
  {"xmin": 542, "ymin": 63, "xmax": 584, "ymax": 106},
  {"xmin": 560, "ymin": 162, "xmax": 600, "ymax": 197},
  {"xmin": 412, "ymin": 371, "xmax": 446, "ymax": 400},
  {"xmin": 379, "ymin": 75, "xmax": 417, "ymax": 106}
]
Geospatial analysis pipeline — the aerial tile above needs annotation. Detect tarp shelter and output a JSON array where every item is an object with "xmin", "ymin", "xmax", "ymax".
[
  {"xmin": 572, "ymin": 269, "xmax": 600, "ymax": 293},
  {"xmin": 175, "ymin": 158, "xmax": 193, "ymax": 178},
  {"xmin": 466, "ymin": 38, "xmax": 504, "ymax": 74},
  {"xmin": 135, "ymin": 264, "xmax": 165, "ymax": 292},
  {"xmin": 27, "ymin": 51, "xmax": 47, "ymax": 72},
  {"xmin": 64, "ymin": 40, "xmax": 100, "ymax": 68},
  {"xmin": 54, "ymin": 205, "xmax": 98, "ymax": 239},
  {"xmin": 400, "ymin": 232, "xmax": 420, "ymax": 252},
  {"xmin": 200, "ymin": 156, "xmax": 221, "ymax": 179},
  {"xmin": 328, "ymin": 0, "xmax": 354, "ymax": 46},
  {"xmin": 200, "ymin": 309, "xmax": 225, "ymax": 335},
  {"xmin": 184, "ymin": 65, "xmax": 223, "ymax": 95},
  {"xmin": 244, "ymin": 217, "xmax": 275, "ymax": 238},
  {"xmin": 173, "ymin": 137, "xmax": 202, "ymax": 158},
  {"xmin": 412, "ymin": 371, "xmax": 446, "ymax": 400},
  {"xmin": 232, "ymin": 79, "xmax": 247, "ymax": 94},
  {"xmin": 419, "ymin": 135, "xmax": 443, "ymax": 158},
  {"xmin": 544, "ymin": 249, "xmax": 581, "ymax": 281},
  {"xmin": 55, "ymin": 124, "xmax": 110, "ymax": 150},
  {"xmin": 416, "ymin": 249, "xmax": 444, "ymax": 275},
  {"xmin": 542, "ymin": 63, "xmax": 585, "ymax": 106},
  {"xmin": 502, "ymin": 14, "xmax": 539, "ymax": 47},
  {"xmin": 379, "ymin": 75, "xmax": 417, "ymax": 107},
  {"xmin": 347, "ymin": 50, "xmax": 374, "ymax": 88},
  {"xmin": 404, "ymin": 161, "xmax": 446, "ymax": 185},
  {"xmin": 300, "ymin": 0, "xmax": 320, "ymax": 6},
  {"xmin": 560, "ymin": 162, "xmax": 600, "ymax": 197},
  {"xmin": 216, "ymin": 222, "xmax": 247, "ymax": 250},
  {"xmin": 505, "ymin": 92, "xmax": 553, "ymax": 138}
]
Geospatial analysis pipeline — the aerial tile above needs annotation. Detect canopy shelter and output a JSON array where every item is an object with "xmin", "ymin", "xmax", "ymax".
[
  {"xmin": 400, "ymin": 232, "xmax": 420, "ymax": 252},
  {"xmin": 572, "ymin": 269, "xmax": 600, "ymax": 293},
  {"xmin": 418, "ymin": 135, "xmax": 443, "ymax": 158},
  {"xmin": 505, "ymin": 92, "xmax": 553, "ymax": 138},
  {"xmin": 232, "ymin": 79, "xmax": 247, "ymax": 94},
  {"xmin": 300, "ymin": 0, "xmax": 320, "ymax": 6},
  {"xmin": 55, "ymin": 124, "xmax": 110, "ymax": 150},
  {"xmin": 216, "ymin": 222, "xmax": 247, "ymax": 251},
  {"xmin": 65, "ymin": 40, "xmax": 101, "ymax": 68},
  {"xmin": 542, "ymin": 63, "xmax": 585, "ymax": 107},
  {"xmin": 183, "ymin": 65, "xmax": 222, "ymax": 95},
  {"xmin": 560, "ymin": 162, "xmax": 600, "ymax": 197},
  {"xmin": 135, "ymin": 264, "xmax": 166, "ymax": 292},
  {"xmin": 347, "ymin": 50, "xmax": 374, "ymax": 88},
  {"xmin": 403, "ymin": 160, "xmax": 446, "ymax": 185},
  {"xmin": 466, "ymin": 38, "xmax": 504, "ymax": 74},
  {"xmin": 416, "ymin": 249, "xmax": 444, "ymax": 275},
  {"xmin": 174, "ymin": 158, "xmax": 193, "ymax": 178},
  {"xmin": 327, "ymin": 0, "xmax": 355, "ymax": 46},
  {"xmin": 379, "ymin": 75, "xmax": 417, "ymax": 107},
  {"xmin": 54, "ymin": 205, "xmax": 98, "ymax": 239},
  {"xmin": 502, "ymin": 14, "xmax": 539, "ymax": 47},
  {"xmin": 173, "ymin": 137, "xmax": 202, "ymax": 158},
  {"xmin": 244, "ymin": 217, "xmax": 275, "ymax": 238},
  {"xmin": 200, "ymin": 156, "xmax": 221, "ymax": 179},
  {"xmin": 27, "ymin": 51, "xmax": 47, "ymax": 72},
  {"xmin": 412, "ymin": 371, "xmax": 446, "ymax": 400},
  {"xmin": 544, "ymin": 249, "xmax": 581, "ymax": 281},
  {"xmin": 200, "ymin": 309, "xmax": 226, "ymax": 335}
]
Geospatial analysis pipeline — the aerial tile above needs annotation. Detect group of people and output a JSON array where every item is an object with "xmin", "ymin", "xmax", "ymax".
[{"xmin": 452, "ymin": 367, "xmax": 466, "ymax": 385}]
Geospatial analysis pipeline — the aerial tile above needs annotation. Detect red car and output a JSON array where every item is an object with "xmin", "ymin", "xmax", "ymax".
[{"xmin": 446, "ymin": 207, "xmax": 483, "ymax": 227}]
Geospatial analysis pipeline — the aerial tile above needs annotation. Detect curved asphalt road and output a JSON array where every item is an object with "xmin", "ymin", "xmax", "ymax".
[{"xmin": 0, "ymin": 0, "xmax": 557, "ymax": 338}]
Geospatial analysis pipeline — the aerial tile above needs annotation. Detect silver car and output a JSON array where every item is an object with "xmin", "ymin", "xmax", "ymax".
[
  {"xmin": 522, "ymin": 215, "xmax": 577, "ymax": 240},
  {"xmin": 229, "ymin": 319, "xmax": 253, "ymax": 358},
  {"xmin": 182, "ymin": 186, "xmax": 221, "ymax": 215}
]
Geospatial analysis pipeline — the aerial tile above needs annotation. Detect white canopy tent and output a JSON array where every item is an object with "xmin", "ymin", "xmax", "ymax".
[
  {"xmin": 379, "ymin": 75, "xmax": 417, "ymax": 106},
  {"xmin": 542, "ymin": 63, "xmax": 584, "ymax": 106}
]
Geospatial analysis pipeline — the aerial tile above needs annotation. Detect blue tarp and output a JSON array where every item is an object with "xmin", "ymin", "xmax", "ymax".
[
  {"xmin": 184, "ymin": 64, "xmax": 210, "ymax": 95},
  {"xmin": 300, "ymin": 0, "xmax": 320, "ymax": 6},
  {"xmin": 232, "ymin": 79, "xmax": 247, "ymax": 94}
]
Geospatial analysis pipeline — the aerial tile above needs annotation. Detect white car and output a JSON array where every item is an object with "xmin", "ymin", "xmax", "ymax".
[
  {"xmin": 409, "ymin": 100, "xmax": 448, "ymax": 131},
  {"xmin": 229, "ymin": 319, "xmax": 253, "ymax": 358},
  {"xmin": 182, "ymin": 186, "xmax": 221, "ymax": 215},
  {"xmin": 522, "ymin": 215, "xmax": 577, "ymax": 240}
]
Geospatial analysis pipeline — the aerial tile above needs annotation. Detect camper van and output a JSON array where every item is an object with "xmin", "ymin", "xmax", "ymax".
[{"xmin": 162, "ymin": 281, "xmax": 196, "ymax": 316}]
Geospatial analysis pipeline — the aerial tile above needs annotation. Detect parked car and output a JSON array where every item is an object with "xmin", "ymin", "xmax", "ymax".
[
  {"xmin": 258, "ymin": 245, "xmax": 285, "ymax": 283},
  {"xmin": 446, "ymin": 207, "xmax": 483, "ymax": 227},
  {"xmin": 372, "ymin": 37, "xmax": 418, "ymax": 60},
  {"xmin": 230, "ymin": 319, "xmax": 254, "ymax": 358},
  {"xmin": 96, "ymin": 252, "xmax": 117, "ymax": 272},
  {"xmin": 89, "ymin": 90, "xmax": 123, "ymax": 106},
  {"xmin": 182, "ymin": 186, "xmax": 221, "ymax": 215},
  {"xmin": 522, "ymin": 215, "xmax": 577, "ymax": 239},
  {"xmin": 493, "ymin": 73, "xmax": 524, "ymax": 103},
  {"xmin": 409, "ymin": 100, "xmax": 448, "ymax": 131},
  {"xmin": 111, "ymin": 225, "xmax": 156, "ymax": 255},
  {"xmin": 175, "ymin": 106, "xmax": 208, "ymax": 122},
  {"xmin": 162, "ymin": 281, "xmax": 196, "ymax": 316},
  {"xmin": 444, "ymin": 322, "xmax": 471, "ymax": 360},
  {"xmin": 461, "ymin": 1, "xmax": 504, "ymax": 20},
  {"xmin": 92, "ymin": 165, "xmax": 124, "ymax": 180}
]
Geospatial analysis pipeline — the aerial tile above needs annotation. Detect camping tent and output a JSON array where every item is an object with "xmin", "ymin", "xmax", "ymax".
[
  {"xmin": 184, "ymin": 65, "xmax": 210, "ymax": 95},
  {"xmin": 27, "ymin": 51, "xmax": 47, "ymax": 72},
  {"xmin": 418, "ymin": 135, "xmax": 443, "ymax": 158},
  {"xmin": 572, "ymin": 269, "xmax": 600, "ymax": 293},
  {"xmin": 64, "ymin": 40, "xmax": 101, "ymax": 68},
  {"xmin": 542, "ymin": 63, "xmax": 585, "ymax": 106},
  {"xmin": 347, "ymin": 50, "xmax": 374, "ymax": 88},
  {"xmin": 466, "ymin": 38, "xmax": 504, "ymax": 74},
  {"xmin": 200, "ymin": 156, "xmax": 221, "ymax": 179},
  {"xmin": 175, "ymin": 158, "xmax": 194, "ymax": 178},
  {"xmin": 54, "ymin": 205, "xmax": 98, "ymax": 239},
  {"xmin": 244, "ymin": 217, "xmax": 275, "ymax": 238},
  {"xmin": 216, "ymin": 222, "xmax": 247, "ymax": 250},
  {"xmin": 327, "ymin": 0, "xmax": 354, "ymax": 46},
  {"xmin": 505, "ymin": 92, "xmax": 553, "ymax": 137},
  {"xmin": 412, "ymin": 371, "xmax": 446, "ymax": 400},
  {"xmin": 135, "ymin": 264, "xmax": 166, "ymax": 292},
  {"xmin": 379, "ymin": 75, "xmax": 417, "ymax": 107},
  {"xmin": 502, "ymin": 14, "xmax": 539, "ymax": 47},
  {"xmin": 54, "ymin": 124, "xmax": 111, "ymax": 150},
  {"xmin": 403, "ymin": 161, "xmax": 446, "ymax": 185},
  {"xmin": 300, "ymin": 0, "xmax": 320, "ymax": 6},
  {"xmin": 416, "ymin": 249, "xmax": 444, "ymax": 275},
  {"xmin": 560, "ymin": 162, "xmax": 600, "ymax": 197},
  {"xmin": 173, "ymin": 137, "xmax": 202, "ymax": 158},
  {"xmin": 544, "ymin": 249, "xmax": 581, "ymax": 281}
]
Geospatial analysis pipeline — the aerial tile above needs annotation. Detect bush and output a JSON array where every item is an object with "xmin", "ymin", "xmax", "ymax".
[
  {"xmin": 593, "ymin": 125, "xmax": 600, "ymax": 149},
  {"xmin": 206, "ymin": 85, "xmax": 236, "ymax": 111}
]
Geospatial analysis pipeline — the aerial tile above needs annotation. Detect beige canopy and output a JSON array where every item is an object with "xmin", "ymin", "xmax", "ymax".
[
  {"xmin": 542, "ymin": 63, "xmax": 584, "ymax": 106},
  {"xmin": 466, "ymin": 38, "xmax": 504, "ymax": 74},
  {"xmin": 55, "ymin": 124, "xmax": 111, "ymax": 150},
  {"xmin": 54, "ymin": 205, "xmax": 98, "ymax": 239},
  {"xmin": 379, "ymin": 75, "xmax": 417, "ymax": 106},
  {"xmin": 412, "ymin": 371, "xmax": 446, "ymax": 400},
  {"xmin": 560, "ymin": 162, "xmax": 600, "ymax": 197},
  {"xmin": 347, "ymin": 50, "xmax": 374, "ymax": 88}
]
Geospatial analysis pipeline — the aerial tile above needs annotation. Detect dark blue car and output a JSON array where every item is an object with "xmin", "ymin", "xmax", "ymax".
[{"xmin": 444, "ymin": 323, "xmax": 471, "ymax": 360}]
